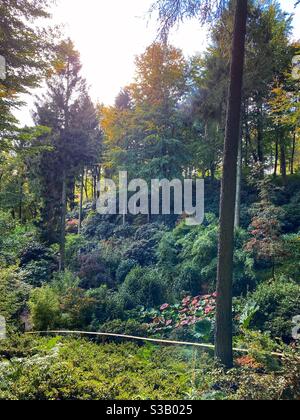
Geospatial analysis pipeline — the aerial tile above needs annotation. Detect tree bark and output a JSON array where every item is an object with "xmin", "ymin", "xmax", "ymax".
[
  {"xmin": 274, "ymin": 133, "xmax": 279, "ymax": 177},
  {"xmin": 18, "ymin": 176, "xmax": 24, "ymax": 223},
  {"xmin": 59, "ymin": 169, "xmax": 67, "ymax": 272},
  {"xmin": 234, "ymin": 129, "xmax": 242, "ymax": 229},
  {"xmin": 291, "ymin": 130, "xmax": 296, "ymax": 175},
  {"xmin": 257, "ymin": 104, "xmax": 264, "ymax": 166},
  {"xmin": 78, "ymin": 167, "xmax": 84, "ymax": 234},
  {"xmin": 215, "ymin": 0, "xmax": 248, "ymax": 369},
  {"xmin": 244, "ymin": 103, "xmax": 250, "ymax": 166},
  {"xmin": 280, "ymin": 139, "xmax": 287, "ymax": 185},
  {"xmin": 84, "ymin": 170, "xmax": 89, "ymax": 200}
]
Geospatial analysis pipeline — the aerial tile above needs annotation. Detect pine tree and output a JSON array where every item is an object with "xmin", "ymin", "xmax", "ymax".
[
  {"xmin": 0, "ymin": 0, "xmax": 55, "ymax": 136},
  {"xmin": 34, "ymin": 40, "xmax": 102, "ymax": 269}
]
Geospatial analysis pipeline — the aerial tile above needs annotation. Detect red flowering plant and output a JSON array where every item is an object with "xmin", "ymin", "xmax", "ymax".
[{"xmin": 140, "ymin": 293, "xmax": 217, "ymax": 342}]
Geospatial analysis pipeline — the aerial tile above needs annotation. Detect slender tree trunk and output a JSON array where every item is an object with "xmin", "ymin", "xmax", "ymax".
[
  {"xmin": 257, "ymin": 108, "xmax": 264, "ymax": 165},
  {"xmin": 59, "ymin": 169, "xmax": 67, "ymax": 272},
  {"xmin": 92, "ymin": 168, "xmax": 97, "ymax": 209},
  {"xmin": 18, "ymin": 177, "xmax": 24, "ymax": 223},
  {"xmin": 234, "ymin": 130, "xmax": 242, "ymax": 229},
  {"xmin": 215, "ymin": 0, "xmax": 248, "ymax": 369},
  {"xmin": 211, "ymin": 163, "xmax": 216, "ymax": 181},
  {"xmin": 244, "ymin": 104, "xmax": 250, "ymax": 166},
  {"xmin": 291, "ymin": 130, "xmax": 296, "ymax": 175},
  {"xmin": 78, "ymin": 167, "xmax": 84, "ymax": 234},
  {"xmin": 280, "ymin": 132, "xmax": 287, "ymax": 185},
  {"xmin": 274, "ymin": 133, "xmax": 279, "ymax": 176},
  {"xmin": 84, "ymin": 170, "xmax": 89, "ymax": 200},
  {"xmin": 68, "ymin": 177, "xmax": 76, "ymax": 211},
  {"xmin": 272, "ymin": 258, "xmax": 275, "ymax": 281}
]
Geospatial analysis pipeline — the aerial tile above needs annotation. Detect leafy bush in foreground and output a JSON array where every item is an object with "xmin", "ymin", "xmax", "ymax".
[
  {"xmin": 0, "ymin": 336, "xmax": 299, "ymax": 400},
  {"xmin": 0, "ymin": 337, "xmax": 194, "ymax": 400}
]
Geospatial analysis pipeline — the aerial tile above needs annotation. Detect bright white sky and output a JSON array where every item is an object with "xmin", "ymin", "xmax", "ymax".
[{"xmin": 17, "ymin": 0, "xmax": 300, "ymax": 125}]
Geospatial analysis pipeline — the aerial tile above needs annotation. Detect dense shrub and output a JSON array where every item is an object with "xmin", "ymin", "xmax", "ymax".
[
  {"xmin": 29, "ymin": 270, "xmax": 112, "ymax": 331},
  {"xmin": 19, "ymin": 242, "xmax": 58, "ymax": 287},
  {"xmin": 282, "ymin": 192, "xmax": 300, "ymax": 233},
  {"xmin": 118, "ymin": 267, "xmax": 168, "ymax": 310},
  {"xmin": 100, "ymin": 319, "xmax": 149, "ymax": 337},
  {"xmin": 77, "ymin": 252, "xmax": 114, "ymax": 289},
  {"xmin": 134, "ymin": 223, "xmax": 166, "ymax": 241},
  {"xmin": 0, "ymin": 336, "xmax": 298, "ymax": 401},
  {"xmin": 278, "ymin": 234, "xmax": 300, "ymax": 282},
  {"xmin": 0, "ymin": 217, "xmax": 36, "ymax": 268},
  {"xmin": 82, "ymin": 213, "xmax": 116, "ymax": 240},
  {"xmin": 204, "ymin": 358, "xmax": 300, "ymax": 400},
  {"xmin": 175, "ymin": 261, "xmax": 202, "ymax": 296},
  {"xmin": 124, "ymin": 239, "xmax": 158, "ymax": 266},
  {"xmin": 249, "ymin": 278, "xmax": 300, "ymax": 341},
  {"xmin": 19, "ymin": 242, "xmax": 54, "ymax": 266},
  {"xmin": 29, "ymin": 286, "xmax": 61, "ymax": 331},
  {"xmin": 51, "ymin": 270, "xmax": 80, "ymax": 294},
  {"xmin": 112, "ymin": 224, "xmax": 136, "ymax": 239},
  {"xmin": 0, "ymin": 267, "xmax": 30, "ymax": 330},
  {"xmin": 122, "ymin": 224, "xmax": 166, "ymax": 266},
  {"xmin": 60, "ymin": 288, "xmax": 96, "ymax": 329},
  {"xmin": 159, "ymin": 218, "xmax": 255, "ymax": 297},
  {"xmin": 0, "ymin": 337, "xmax": 199, "ymax": 400},
  {"xmin": 87, "ymin": 286, "xmax": 124, "ymax": 324},
  {"xmin": 115, "ymin": 259, "xmax": 137, "ymax": 283},
  {"xmin": 65, "ymin": 234, "xmax": 91, "ymax": 271},
  {"xmin": 157, "ymin": 232, "xmax": 180, "ymax": 279}
]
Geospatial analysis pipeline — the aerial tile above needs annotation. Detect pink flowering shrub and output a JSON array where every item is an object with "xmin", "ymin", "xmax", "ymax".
[{"xmin": 140, "ymin": 293, "xmax": 217, "ymax": 342}]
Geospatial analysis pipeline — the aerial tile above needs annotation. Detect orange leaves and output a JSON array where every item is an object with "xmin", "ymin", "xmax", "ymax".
[{"xmin": 235, "ymin": 355, "xmax": 262, "ymax": 369}]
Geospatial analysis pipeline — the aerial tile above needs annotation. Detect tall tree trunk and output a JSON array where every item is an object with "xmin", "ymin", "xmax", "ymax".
[
  {"xmin": 244, "ymin": 103, "xmax": 250, "ymax": 166},
  {"xmin": 68, "ymin": 177, "xmax": 76, "ymax": 211},
  {"xmin": 78, "ymin": 167, "xmax": 84, "ymax": 234},
  {"xmin": 92, "ymin": 167, "xmax": 97, "ymax": 209},
  {"xmin": 215, "ymin": 0, "xmax": 248, "ymax": 369},
  {"xmin": 291, "ymin": 130, "xmax": 296, "ymax": 175},
  {"xmin": 18, "ymin": 176, "xmax": 24, "ymax": 223},
  {"xmin": 257, "ymin": 120, "xmax": 263, "ymax": 163},
  {"xmin": 280, "ymin": 138, "xmax": 287, "ymax": 185},
  {"xmin": 274, "ymin": 133, "xmax": 279, "ymax": 177},
  {"xmin": 234, "ymin": 131, "xmax": 242, "ymax": 229},
  {"xmin": 257, "ymin": 103, "xmax": 264, "ymax": 170},
  {"xmin": 59, "ymin": 169, "xmax": 67, "ymax": 272},
  {"xmin": 84, "ymin": 170, "xmax": 89, "ymax": 200},
  {"xmin": 210, "ymin": 163, "xmax": 216, "ymax": 181}
]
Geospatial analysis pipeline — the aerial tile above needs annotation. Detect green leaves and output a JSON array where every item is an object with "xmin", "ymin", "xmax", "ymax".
[
  {"xmin": 239, "ymin": 301, "xmax": 259, "ymax": 330},
  {"xmin": 0, "ymin": 0, "xmax": 56, "ymax": 134}
]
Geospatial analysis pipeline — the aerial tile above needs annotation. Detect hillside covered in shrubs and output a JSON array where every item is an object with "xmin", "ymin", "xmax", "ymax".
[{"xmin": 0, "ymin": 0, "xmax": 300, "ymax": 401}]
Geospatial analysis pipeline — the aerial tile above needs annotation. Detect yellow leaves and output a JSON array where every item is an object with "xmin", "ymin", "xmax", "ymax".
[
  {"xmin": 0, "ymin": 83, "xmax": 18, "ymax": 99},
  {"xmin": 269, "ymin": 81, "xmax": 299, "ymax": 127},
  {"xmin": 131, "ymin": 42, "xmax": 187, "ymax": 107},
  {"xmin": 52, "ymin": 59, "xmax": 67, "ymax": 75},
  {"xmin": 100, "ymin": 105, "xmax": 132, "ymax": 147}
]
